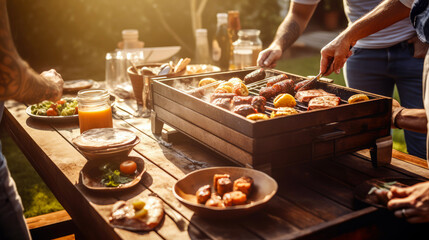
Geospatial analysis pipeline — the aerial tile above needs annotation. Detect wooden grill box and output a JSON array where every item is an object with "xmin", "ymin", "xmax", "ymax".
[{"xmin": 150, "ymin": 69, "xmax": 392, "ymax": 175}]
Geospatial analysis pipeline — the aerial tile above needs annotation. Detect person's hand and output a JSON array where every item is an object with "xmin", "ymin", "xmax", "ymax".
[
  {"xmin": 257, "ymin": 44, "xmax": 283, "ymax": 68},
  {"xmin": 387, "ymin": 181, "xmax": 429, "ymax": 223},
  {"xmin": 391, "ymin": 99, "xmax": 405, "ymax": 129},
  {"xmin": 408, "ymin": 36, "xmax": 429, "ymax": 59},
  {"xmin": 40, "ymin": 69, "xmax": 64, "ymax": 101},
  {"xmin": 320, "ymin": 33, "xmax": 354, "ymax": 76}
]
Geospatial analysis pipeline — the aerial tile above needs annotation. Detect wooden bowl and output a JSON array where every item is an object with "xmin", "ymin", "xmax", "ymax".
[
  {"xmin": 80, "ymin": 156, "xmax": 146, "ymax": 191},
  {"xmin": 173, "ymin": 167, "xmax": 278, "ymax": 218}
]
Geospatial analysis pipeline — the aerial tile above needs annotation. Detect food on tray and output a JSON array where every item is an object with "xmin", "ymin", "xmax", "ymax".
[
  {"xmin": 228, "ymin": 77, "xmax": 243, "ymax": 85},
  {"xmin": 100, "ymin": 162, "xmax": 136, "ymax": 187},
  {"xmin": 273, "ymin": 93, "xmax": 296, "ymax": 108},
  {"xmin": 30, "ymin": 98, "xmax": 78, "ymax": 116},
  {"xmin": 244, "ymin": 68, "xmax": 266, "ymax": 84},
  {"xmin": 295, "ymin": 89, "xmax": 336, "ymax": 103},
  {"xmin": 196, "ymin": 185, "xmax": 211, "ymax": 204},
  {"xmin": 270, "ymin": 107, "xmax": 298, "ymax": 118},
  {"xmin": 109, "ymin": 196, "xmax": 164, "ymax": 231},
  {"xmin": 232, "ymin": 104, "xmax": 257, "ymax": 117},
  {"xmin": 174, "ymin": 57, "xmax": 191, "ymax": 73},
  {"xmin": 212, "ymin": 97, "xmax": 233, "ymax": 110},
  {"xmin": 348, "ymin": 93, "xmax": 369, "ymax": 104},
  {"xmin": 307, "ymin": 95, "xmax": 341, "ymax": 110},
  {"xmin": 210, "ymin": 92, "xmax": 236, "ymax": 102},
  {"xmin": 187, "ymin": 81, "xmax": 222, "ymax": 98},
  {"xmin": 259, "ymin": 79, "xmax": 294, "ymax": 100},
  {"xmin": 294, "ymin": 79, "xmax": 311, "ymax": 92},
  {"xmin": 232, "ymin": 82, "xmax": 249, "ymax": 96},
  {"xmin": 196, "ymin": 174, "xmax": 254, "ymax": 208},
  {"xmin": 198, "ymin": 77, "xmax": 218, "ymax": 87},
  {"xmin": 214, "ymin": 77, "xmax": 248, "ymax": 96},
  {"xmin": 266, "ymin": 74, "xmax": 289, "ymax": 87},
  {"xmin": 215, "ymin": 82, "xmax": 234, "ymax": 93},
  {"xmin": 72, "ymin": 128, "xmax": 137, "ymax": 151},
  {"xmin": 230, "ymin": 96, "xmax": 266, "ymax": 113},
  {"xmin": 246, "ymin": 113, "xmax": 269, "ymax": 121},
  {"xmin": 186, "ymin": 64, "xmax": 220, "ymax": 75}
]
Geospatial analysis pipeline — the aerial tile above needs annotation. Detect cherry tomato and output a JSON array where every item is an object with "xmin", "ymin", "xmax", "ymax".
[
  {"xmin": 119, "ymin": 160, "xmax": 137, "ymax": 175},
  {"xmin": 56, "ymin": 100, "xmax": 66, "ymax": 105},
  {"xmin": 75, "ymin": 106, "xmax": 79, "ymax": 114},
  {"xmin": 46, "ymin": 108, "xmax": 58, "ymax": 116},
  {"xmin": 50, "ymin": 103, "xmax": 57, "ymax": 109}
]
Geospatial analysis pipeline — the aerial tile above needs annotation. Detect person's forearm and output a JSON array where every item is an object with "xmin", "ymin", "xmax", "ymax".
[
  {"xmin": 0, "ymin": 0, "xmax": 59, "ymax": 103},
  {"xmin": 270, "ymin": 2, "xmax": 317, "ymax": 52},
  {"xmin": 342, "ymin": 0, "xmax": 410, "ymax": 45},
  {"xmin": 396, "ymin": 109, "xmax": 428, "ymax": 133}
]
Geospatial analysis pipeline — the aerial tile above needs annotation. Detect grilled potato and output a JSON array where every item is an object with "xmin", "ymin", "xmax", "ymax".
[{"xmin": 348, "ymin": 94, "xmax": 369, "ymax": 104}]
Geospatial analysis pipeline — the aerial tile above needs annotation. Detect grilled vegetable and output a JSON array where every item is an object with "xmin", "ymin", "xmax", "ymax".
[
  {"xmin": 244, "ymin": 68, "xmax": 266, "ymax": 84},
  {"xmin": 246, "ymin": 113, "xmax": 269, "ymax": 121},
  {"xmin": 270, "ymin": 107, "xmax": 298, "ymax": 118},
  {"xmin": 273, "ymin": 93, "xmax": 296, "ymax": 108},
  {"xmin": 348, "ymin": 93, "xmax": 369, "ymax": 104}
]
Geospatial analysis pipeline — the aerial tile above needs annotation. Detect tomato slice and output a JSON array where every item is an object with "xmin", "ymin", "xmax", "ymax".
[
  {"xmin": 46, "ymin": 108, "xmax": 58, "ymax": 116},
  {"xmin": 119, "ymin": 160, "xmax": 137, "ymax": 175},
  {"xmin": 56, "ymin": 100, "xmax": 66, "ymax": 105}
]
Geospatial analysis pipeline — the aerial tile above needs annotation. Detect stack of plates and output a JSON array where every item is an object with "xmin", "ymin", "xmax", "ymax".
[{"xmin": 73, "ymin": 128, "xmax": 139, "ymax": 161}]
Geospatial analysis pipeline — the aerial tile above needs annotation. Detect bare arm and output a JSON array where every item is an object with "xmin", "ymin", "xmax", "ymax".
[
  {"xmin": 258, "ymin": 2, "xmax": 317, "ymax": 68},
  {"xmin": 0, "ymin": 0, "xmax": 63, "ymax": 104},
  {"xmin": 320, "ymin": 0, "xmax": 410, "ymax": 75}
]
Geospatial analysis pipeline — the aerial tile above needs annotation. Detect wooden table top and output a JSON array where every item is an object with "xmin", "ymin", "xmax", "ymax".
[{"xmin": 3, "ymin": 99, "xmax": 429, "ymax": 240}]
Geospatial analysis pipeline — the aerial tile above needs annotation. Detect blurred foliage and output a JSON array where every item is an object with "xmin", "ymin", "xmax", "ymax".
[{"xmin": 6, "ymin": 0, "xmax": 282, "ymax": 80}]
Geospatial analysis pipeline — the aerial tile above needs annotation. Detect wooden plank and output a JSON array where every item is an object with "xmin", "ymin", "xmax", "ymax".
[{"xmin": 392, "ymin": 149, "xmax": 428, "ymax": 169}]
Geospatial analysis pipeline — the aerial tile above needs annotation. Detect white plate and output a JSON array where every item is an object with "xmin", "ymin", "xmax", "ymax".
[
  {"xmin": 143, "ymin": 46, "xmax": 181, "ymax": 63},
  {"xmin": 26, "ymin": 105, "xmax": 78, "ymax": 123}
]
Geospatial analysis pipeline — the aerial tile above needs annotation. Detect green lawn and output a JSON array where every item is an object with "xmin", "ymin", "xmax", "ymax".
[{"xmin": 0, "ymin": 54, "xmax": 407, "ymax": 218}]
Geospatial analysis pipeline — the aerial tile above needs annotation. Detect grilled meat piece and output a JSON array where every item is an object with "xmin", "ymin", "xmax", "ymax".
[
  {"xmin": 232, "ymin": 104, "xmax": 257, "ymax": 117},
  {"xmin": 272, "ymin": 79, "xmax": 295, "ymax": 96},
  {"xmin": 233, "ymin": 176, "xmax": 253, "ymax": 195},
  {"xmin": 244, "ymin": 68, "xmax": 266, "ymax": 84},
  {"xmin": 213, "ymin": 174, "xmax": 230, "ymax": 193},
  {"xmin": 216, "ymin": 177, "xmax": 233, "ymax": 196},
  {"xmin": 259, "ymin": 87, "xmax": 277, "ymax": 100},
  {"xmin": 294, "ymin": 79, "xmax": 311, "ymax": 92},
  {"xmin": 232, "ymin": 96, "xmax": 253, "ymax": 106},
  {"xmin": 251, "ymin": 96, "xmax": 266, "ymax": 113},
  {"xmin": 196, "ymin": 185, "xmax": 211, "ymax": 204},
  {"xmin": 295, "ymin": 89, "xmax": 335, "ymax": 103},
  {"xmin": 212, "ymin": 97, "xmax": 232, "ymax": 110},
  {"xmin": 266, "ymin": 74, "xmax": 289, "ymax": 87},
  {"xmin": 307, "ymin": 95, "xmax": 341, "ymax": 110},
  {"xmin": 205, "ymin": 193, "xmax": 224, "ymax": 208},
  {"xmin": 210, "ymin": 93, "xmax": 236, "ymax": 102}
]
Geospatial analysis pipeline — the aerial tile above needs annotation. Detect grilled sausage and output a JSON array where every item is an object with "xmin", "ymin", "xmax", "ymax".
[
  {"xmin": 244, "ymin": 68, "xmax": 266, "ymax": 84},
  {"xmin": 231, "ymin": 96, "xmax": 253, "ymax": 106},
  {"xmin": 272, "ymin": 79, "xmax": 295, "ymax": 95},
  {"xmin": 266, "ymin": 74, "xmax": 289, "ymax": 87},
  {"xmin": 259, "ymin": 87, "xmax": 277, "ymax": 100},
  {"xmin": 212, "ymin": 98, "xmax": 232, "ymax": 110},
  {"xmin": 251, "ymin": 96, "xmax": 266, "ymax": 113},
  {"xmin": 232, "ymin": 104, "xmax": 257, "ymax": 117},
  {"xmin": 294, "ymin": 79, "xmax": 311, "ymax": 92},
  {"xmin": 210, "ymin": 93, "xmax": 236, "ymax": 102}
]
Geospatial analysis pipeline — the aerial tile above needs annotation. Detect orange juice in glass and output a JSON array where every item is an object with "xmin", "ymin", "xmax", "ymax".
[{"xmin": 77, "ymin": 89, "xmax": 113, "ymax": 134}]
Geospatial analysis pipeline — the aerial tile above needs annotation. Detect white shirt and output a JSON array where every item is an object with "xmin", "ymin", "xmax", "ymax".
[{"xmin": 293, "ymin": 0, "xmax": 416, "ymax": 48}]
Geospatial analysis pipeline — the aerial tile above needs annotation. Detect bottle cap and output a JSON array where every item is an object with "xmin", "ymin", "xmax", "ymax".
[
  {"xmin": 195, "ymin": 28, "xmax": 208, "ymax": 36},
  {"xmin": 122, "ymin": 29, "xmax": 139, "ymax": 41}
]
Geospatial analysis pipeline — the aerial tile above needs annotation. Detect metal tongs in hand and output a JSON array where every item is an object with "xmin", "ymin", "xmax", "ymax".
[{"xmin": 296, "ymin": 58, "xmax": 333, "ymax": 92}]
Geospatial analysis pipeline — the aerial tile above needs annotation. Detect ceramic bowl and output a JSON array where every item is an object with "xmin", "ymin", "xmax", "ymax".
[
  {"xmin": 78, "ymin": 136, "xmax": 140, "ymax": 161},
  {"xmin": 173, "ymin": 166, "xmax": 278, "ymax": 218}
]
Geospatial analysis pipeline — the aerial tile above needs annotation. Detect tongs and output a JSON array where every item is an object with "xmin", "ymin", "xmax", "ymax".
[{"xmin": 296, "ymin": 58, "xmax": 333, "ymax": 92}]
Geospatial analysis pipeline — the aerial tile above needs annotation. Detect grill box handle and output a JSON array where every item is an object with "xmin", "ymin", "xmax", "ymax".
[{"xmin": 316, "ymin": 130, "xmax": 346, "ymax": 141}]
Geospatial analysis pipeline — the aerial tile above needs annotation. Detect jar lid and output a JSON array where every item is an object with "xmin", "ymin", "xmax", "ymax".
[{"xmin": 238, "ymin": 29, "xmax": 261, "ymax": 37}]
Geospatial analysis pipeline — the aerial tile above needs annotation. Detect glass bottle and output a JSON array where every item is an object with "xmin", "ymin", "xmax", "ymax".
[
  {"xmin": 232, "ymin": 29, "xmax": 263, "ymax": 69},
  {"xmin": 212, "ymin": 13, "xmax": 230, "ymax": 71},
  {"xmin": 195, "ymin": 28, "xmax": 211, "ymax": 64},
  {"xmin": 77, "ymin": 89, "xmax": 113, "ymax": 134},
  {"xmin": 228, "ymin": 10, "xmax": 241, "ymax": 70}
]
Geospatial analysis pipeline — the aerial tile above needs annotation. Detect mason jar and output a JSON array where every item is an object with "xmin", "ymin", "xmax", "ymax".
[
  {"xmin": 232, "ymin": 29, "xmax": 263, "ymax": 69},
  {"xmin": 77, "ymin": 89, "xmax": 113, "ymax": 134}
]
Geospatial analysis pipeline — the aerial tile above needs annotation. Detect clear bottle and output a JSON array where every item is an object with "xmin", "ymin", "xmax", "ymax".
[
  {"xmin": 195, "ymin": 28, "xmax": 211, "ymax": 64},
  {"xmin": 77, "ymin": 89, "xmax": 113, "ymax": 134},
  {"xmin": 232, "ymin": 29, "xmax": 263, "ymax": 69},
  {"xmin": 228, "ymin": 10, "xmax": 241, "ymax": 70},
  {"xmin": 212, "ymin": 13, "xmax": 230, "ymax": 71}
]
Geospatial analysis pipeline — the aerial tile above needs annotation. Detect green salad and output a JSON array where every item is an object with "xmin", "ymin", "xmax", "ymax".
[
  {"xmin": 30, "ymin": 98, "xmax": 78, "ymax": 116},
  {"xmin": 100, "ymin": 163, "xmax": 134, "ymax": 187}
]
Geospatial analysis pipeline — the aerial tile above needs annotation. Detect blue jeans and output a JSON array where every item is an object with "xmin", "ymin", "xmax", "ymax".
[{"xmin": 344, "ymin": 41, "xmax": 427, "ymax": 159}]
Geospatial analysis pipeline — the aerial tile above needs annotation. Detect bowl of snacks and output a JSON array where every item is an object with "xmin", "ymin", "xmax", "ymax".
[
  {"xmin": 72, "ymin": 128, "xmax": 139, "ymax": 161},
  {"xmin": 173, "ymin": 167, "xmax": 278, "ymax": 218}
]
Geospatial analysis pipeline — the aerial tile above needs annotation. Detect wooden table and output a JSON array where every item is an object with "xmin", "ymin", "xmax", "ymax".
[{"xmin": 3, "ymin": 99, "xmax": 429, "ymax": 240}]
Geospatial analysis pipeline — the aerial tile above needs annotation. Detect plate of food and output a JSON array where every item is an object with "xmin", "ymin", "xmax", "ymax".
[
  {"xmin": 109, "ymin": 195, "xmax": 164, "ymax": 231},
  {"xmin": 26, "ymin": 98, "xmax": 79, "ymax": 122},
  {"xmin": 80, "ymin": 156, "xmax": 146, "ymax": 191},
  {"xmin": 354, "ymin": 177, "xmax": 425, "ymax": 208},
  {"xmin": 173, "ymin": 166, "xmax": 278, "ymax": 218}
]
